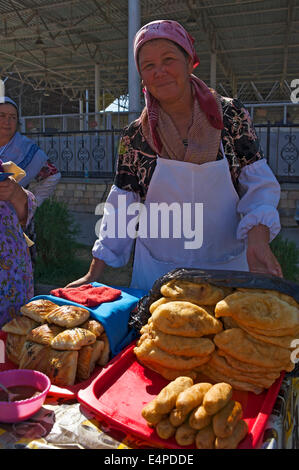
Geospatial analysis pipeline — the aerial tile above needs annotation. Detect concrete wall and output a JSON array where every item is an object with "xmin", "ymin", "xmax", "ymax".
[
  {"xmin": 53, "ymin": 178, "xmax": 113, "ymax": 214},
  {"xmin": 52, "ymin": 178, "xmax": 299, "ymax": 227}
]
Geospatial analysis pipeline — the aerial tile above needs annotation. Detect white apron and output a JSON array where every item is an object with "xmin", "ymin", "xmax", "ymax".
[{"xmin": 130, "ymin": 146, "xmax": 248, "ymax": 292}]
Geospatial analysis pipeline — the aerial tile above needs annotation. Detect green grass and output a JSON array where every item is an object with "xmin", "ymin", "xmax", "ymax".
[
  {"xmin": 34, "ymin": 243, "xmax": 133, "ymax": 288},
  {"xmin": 270, "ymin": 235, "xmax": 299, "ymax": 282}
]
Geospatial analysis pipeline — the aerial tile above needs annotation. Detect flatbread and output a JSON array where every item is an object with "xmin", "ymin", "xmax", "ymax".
[
  {"xmin": 151, "ymin": 301, "xmax": 223, "ymax": 337},
  {"xmin": 239, "ymin": 324, "xmax": 296, "ymax": 350},
  {"xmin": 197, "ymin": 363, "xmax": 264, "ymax": 395},
  {"xmin": 134, "ymin": 337, "xmax": 211, "ymax": 370},
  {"xmin": 236, "ymin": 288, "xmax": 299, "ymax": 308},
  {"xmin": 213, "ymin": 328, "xmax": 293, "ymax": 370},
  {"xmin": 143, "ymin": 324, "xmax": 215, "ymax": 357},
  {"xmin": 215, "ymin": 292, "xmax": 299, "ymax": 332},
  {"xmin": 160, "ymin": 280, "xmax": 229, "ymax": 305},
  {"xmin": 207, "ymin": 352, "xmax": 280, "ymax": 389}
]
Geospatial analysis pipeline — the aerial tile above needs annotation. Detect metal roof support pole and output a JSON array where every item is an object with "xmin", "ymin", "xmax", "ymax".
[
  {"xmin": 95, "ymin": 63, "xmax": 100, "ymax": 129},
  {"xmin": 210, "ymin": 51, "xmax": 216, "ymax": 90},
  {"xmin": 210, "ymin": 34, "xmax": 216, "ymax": 90},
  {"xmin": 128, "ymin": 0, "xmax": 141, "ymax": 123},
  {"xmin": 79, "ymin": 97, "xmax": 84, "ymax": 131}
]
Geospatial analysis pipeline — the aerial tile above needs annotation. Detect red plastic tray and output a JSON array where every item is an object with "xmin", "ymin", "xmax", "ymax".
[
  {"xmin": 0, "ymin": 331, "xmax": 103, "ymax": 398},
  {"xmin": 77, "ymin": 341, "xmax": 284, "ymax": 450}
]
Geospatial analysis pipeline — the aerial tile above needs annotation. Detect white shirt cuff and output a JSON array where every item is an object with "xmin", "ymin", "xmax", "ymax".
[{"xmin": 236, "ymin": 159, "xmax": 281, "ymax": 242}]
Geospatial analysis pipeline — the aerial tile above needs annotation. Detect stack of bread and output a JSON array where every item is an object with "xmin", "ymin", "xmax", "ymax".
[
  {"xmin": 134, "ymin": 280, "xmax": 230, "ymax": 381},
  {"xmin": 197, "ymin": 288, "xmax": 298, "ymax": 394},
  {"xmin": 2, "ymin": 298, "xmax": 110, "ymax": 386},
  {"xmin": 134, "ymin": 280, "xmax": 298, "ymax": 394},
  {"xmin": 142, "ymin": 377, "xmax": 248, "ymax": 449}
]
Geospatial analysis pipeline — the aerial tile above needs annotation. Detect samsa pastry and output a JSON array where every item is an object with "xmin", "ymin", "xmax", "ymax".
[
  {"xmin": 51, "ymin": 327, "xmax": 96, "ymax": 350},
  {"xmin": 151, "ymin": 301, "xmax": 223, "ymax": 337},
  {"xmin": 2, "ymin": 316, "xmax": 38, "ymax": 335},
  {"xmin": 5, "ymin": 333, "xmax": 27, "ymax": 365},
  {"xmin": 20, "ymin": 299, "xmax": 58, "ymax": 323},
  {"xmin": 80, "ymin": 319, "xmax": 104, "ymax": 337},
  {"xmin": 46, "ymin": 349, "xmax": 78, "ymax": 386},
  {"xmin": 46, "ymin": 304, "xmax": 90, "ymax": 328},
  {"xmin": 97, "ymin": 333, "xmax": 110, "ymax": 366},
  {"xmin": 77, "ymin": 340, "xmax": 104, "ymax": 381},
  {"xmin": 134, "ymin": 338, "xmax": 211, "ymax": 370},
  {"xmin": 215, "ymin": 292, "xmax": 299, "ymax": 332},
  {"xmin": 27, "ymin": 323, "xmax": 64, "ymax": 345},
  {"xmin": 19, "ymin": 341, "xmax": 51, "ymax": 371}
]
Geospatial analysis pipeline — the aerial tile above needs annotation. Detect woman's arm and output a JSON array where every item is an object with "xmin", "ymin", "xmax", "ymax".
[{"xmin": 223, "ymin": 98, "xmax": 283, "ymax": 277}]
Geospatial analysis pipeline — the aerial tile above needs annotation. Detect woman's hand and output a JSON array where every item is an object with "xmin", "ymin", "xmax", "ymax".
[
  {"xmin": 246, "ymin": 224, "xmax": 283, "ymax": 278},
  {"xmin": 65, "ymin": 258, "xmax": 106, "ymax": 288},
  {"xmin": 0, "ymin": 177, "xmax": 28, "ymax": 225}
]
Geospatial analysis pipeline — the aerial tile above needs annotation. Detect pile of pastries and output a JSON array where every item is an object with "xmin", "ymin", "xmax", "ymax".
[
  {"xmin": 2, "ymin": 299, "xmax": 110, "ymax": 386},
  {"xmin": 142, "ymin": 377, "xmax": 248, "ymax": 449},
  {"xmin": 134, "ymin": 280, "xmax": 299, "ymax": 393}
]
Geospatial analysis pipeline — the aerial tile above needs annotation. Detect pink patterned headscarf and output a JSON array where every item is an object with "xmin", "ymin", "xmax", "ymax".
[{"xmin": 133, "ymin": 20, "xmax": 223, "ymax": 152}]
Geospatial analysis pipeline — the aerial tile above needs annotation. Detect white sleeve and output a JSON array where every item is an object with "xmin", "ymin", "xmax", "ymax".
[
  {"xmin": 32, "ymin": 172, "xmax": 62, "ymax": 207},
  {"xmin": 236, "ymin": 159, "xmax": 281, "ymax": 242},
  {"xmin": 92, "ymin": 184, "xmax": 141, "ymax": 267}
]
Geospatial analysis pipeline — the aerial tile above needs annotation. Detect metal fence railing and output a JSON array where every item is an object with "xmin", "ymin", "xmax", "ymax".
[
  {"xmin": 24, "ymin": 128, "xmax": 123, "ymax": 179},
  {"xmin": 255, "ymin": 124, "xmax": 299, "ymax": 183},
  {"xmin": 24, "ymin": 124, "xmax": 299, "ymax": 182}
]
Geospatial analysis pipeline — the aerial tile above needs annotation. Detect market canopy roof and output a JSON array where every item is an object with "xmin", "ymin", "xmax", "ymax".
[{"xmin": 1, "ymin": 0, "xmax": 298, "ymax": 115}]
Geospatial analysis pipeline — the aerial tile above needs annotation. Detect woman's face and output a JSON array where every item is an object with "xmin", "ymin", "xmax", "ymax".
[
  {"xmin": 0, "ymin": 104, "xmax": 18, "ymax": 143},
  {"xmin": 138, "ymin": 39, "xmax": 193, "ymax": 106}
]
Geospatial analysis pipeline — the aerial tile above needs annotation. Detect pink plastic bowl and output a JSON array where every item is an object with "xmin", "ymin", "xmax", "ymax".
[{"xmin": 0, "ymin": 369, "xmax": 51, "ymax": 423}]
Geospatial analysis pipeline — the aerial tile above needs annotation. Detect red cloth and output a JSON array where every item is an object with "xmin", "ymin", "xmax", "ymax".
[{"xmin": 50, "ymin": 284, "xmax": 122, "ymax": 308}]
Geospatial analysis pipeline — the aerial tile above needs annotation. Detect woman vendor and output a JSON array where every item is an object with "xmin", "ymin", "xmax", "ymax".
[
  {"xmin": 68, "ymin": 19, "xmax": 282, "ymax": 292},
  {"xmin": 0, "ymin": 160, "xmax": 36, "ymax": 327}
]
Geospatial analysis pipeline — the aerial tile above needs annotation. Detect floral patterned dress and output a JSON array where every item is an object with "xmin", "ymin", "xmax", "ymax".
[{"xmin": 0, "ymin": 191, "xmax": 37, "ymax": 327}]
